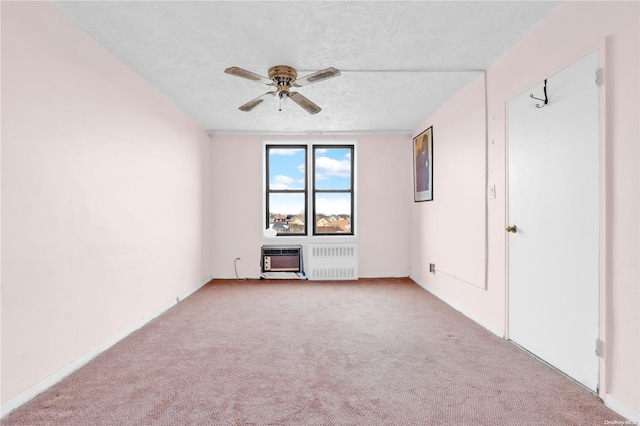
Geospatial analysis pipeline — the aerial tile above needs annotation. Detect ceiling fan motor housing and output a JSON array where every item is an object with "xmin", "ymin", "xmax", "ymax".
[
  {"xmin": 269, "ymin": 65, "xmax": 297, "ymax": 97},
  {"xmin": 269, "ymin": 65, "xmax": 297, "ymax": 85}
]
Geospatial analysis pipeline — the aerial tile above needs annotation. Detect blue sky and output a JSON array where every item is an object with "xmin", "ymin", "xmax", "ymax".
[{"xmin": 269, "ymin": 147, "xmax": 351, "ymax": 216}]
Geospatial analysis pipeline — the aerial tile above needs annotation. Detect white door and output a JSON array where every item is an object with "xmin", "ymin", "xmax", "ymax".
[{"xmin": 507, "ymin": 51, "xmax": 599, "ymax": 391}]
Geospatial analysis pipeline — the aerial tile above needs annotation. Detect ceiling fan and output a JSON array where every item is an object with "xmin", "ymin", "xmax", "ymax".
[{"xmin": 224, "ymin": 65, "xmax": 341, "ymax": 115}]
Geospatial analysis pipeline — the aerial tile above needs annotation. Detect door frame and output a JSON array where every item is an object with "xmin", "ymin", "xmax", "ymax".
[{"xmin": 504, "ymin": 44, "xmax": 608, "ymax": 397}]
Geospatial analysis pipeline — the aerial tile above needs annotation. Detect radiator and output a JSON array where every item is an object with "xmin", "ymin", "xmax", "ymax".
[{"xmin": 307, "ymin": 244, "xmax": 358, "ymax": 280}]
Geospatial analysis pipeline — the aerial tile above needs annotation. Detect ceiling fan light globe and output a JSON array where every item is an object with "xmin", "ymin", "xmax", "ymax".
[{"xmin": 278, "ymin": 91, "xmax": 289, "ymax": 111}]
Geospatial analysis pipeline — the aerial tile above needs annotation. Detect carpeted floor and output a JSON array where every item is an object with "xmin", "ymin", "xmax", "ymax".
[{"xmin": 2, "ymin": 278, "xmax": 625, "ymax": 425}]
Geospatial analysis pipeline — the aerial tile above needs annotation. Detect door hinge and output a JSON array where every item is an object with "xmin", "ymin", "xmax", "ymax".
[
  {"xmin": 595, "ymin": 338, "xmax": 603, "ymax": 357},
  {"xmin": 595, "ymin": 68, "xmax": 603, "ymax": 86}
]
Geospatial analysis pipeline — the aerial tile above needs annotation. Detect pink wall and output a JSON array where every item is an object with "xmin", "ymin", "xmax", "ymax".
[
  {"xmin": 209, "ymin": 134, "xmax": 412, "ymax": 279},
  {"xmin": 1, "ymin": 2, "xmax": 213, "ymax": 404},
  {"xmin": 357, "ymin": 134, "xmax": 412, "ymax": 277},
  {"xmin": 410, "ymin": 75, "xmax": 493, "ymax": 321},
  {"xmin": 410, "ymin": 0, "xmax": 639, "ymax": 415},
  {"xmin": 2, "ymin": 0, "xmax": 637, "ymax": 419}
]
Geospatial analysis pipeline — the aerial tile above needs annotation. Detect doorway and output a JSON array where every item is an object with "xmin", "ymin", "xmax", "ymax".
[{"xmin": 507, "ymin": 51, "xmax": 600, "ymax": 391}]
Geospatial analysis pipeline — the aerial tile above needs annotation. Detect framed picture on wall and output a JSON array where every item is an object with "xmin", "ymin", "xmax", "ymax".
[{"xmin": 413, "ymin": 126, "xmax": 433, "ymax": 202}]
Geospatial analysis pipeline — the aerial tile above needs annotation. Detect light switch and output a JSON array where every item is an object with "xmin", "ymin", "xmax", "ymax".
[{"xmin": 489, "ymin": 185, "xmax": 496, "ymax": 199}]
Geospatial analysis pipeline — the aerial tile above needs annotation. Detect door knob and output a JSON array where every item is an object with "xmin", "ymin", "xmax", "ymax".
[{"xmin": 506, "ymin": 225, "xmax": 518, "ymax": 233}]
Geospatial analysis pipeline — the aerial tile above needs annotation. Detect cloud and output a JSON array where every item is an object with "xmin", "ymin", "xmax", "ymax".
[
  {"xmin": 269, "ymin": 193, "xmax": 305, "ymax": 215},
  {"xmin": 315, "ymin": 155, "xmax": 351, "ymax": 180},
  {"xmin": 315, "ymin": 196, "xmax": 351, "ymax": 216},
  {"xmin": 270, "ymin": 148, "xmax": 304, "ymax": 156},
  {"xmin": 270, "ymin": 174, "xmax": 303, "ymax": 190}
]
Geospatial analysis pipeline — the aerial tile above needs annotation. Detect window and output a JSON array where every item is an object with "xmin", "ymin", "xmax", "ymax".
[
  {"xmin": 266, "ymin": 145, "xmax": 307, "ymax": 235},
  {"xmin": 313, "ymin": 146, "xmax": 354, "ymax": 235},
  {"xmin": 265, "ymin": 142, "xmax": 355, "ymax": 237}
]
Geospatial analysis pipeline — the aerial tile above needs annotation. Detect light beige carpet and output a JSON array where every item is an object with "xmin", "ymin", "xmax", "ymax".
[{"xmin": 2, "ymin": 278, "xmax": 625, "ymax": 425}]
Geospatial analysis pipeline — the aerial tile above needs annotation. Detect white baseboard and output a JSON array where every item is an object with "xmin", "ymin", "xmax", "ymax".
[
  {"xmin": 412, "ymin": 277, "xmax": 640, "ymax": 423},
  {"xmin": 605, "ymin": 394, "xmax": 640, "ymax": 423},
  {"xmin": 0, "ymin": 275, "xmax": 213, "ymax": 419},
  {"xmin": 176, "ymin": 276, "xmax": 212, "ymax": 301},
  {"xmin": 411, "ymin": 275, "xmax": 504, "ymax": 338}
]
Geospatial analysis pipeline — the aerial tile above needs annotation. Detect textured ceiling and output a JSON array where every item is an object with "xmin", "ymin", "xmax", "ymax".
[{"xmin": 51, "ymin": 1, "xmax": 563, "ymax": 134}]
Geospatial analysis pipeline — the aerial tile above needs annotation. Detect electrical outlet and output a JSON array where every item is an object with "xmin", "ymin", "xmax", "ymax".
[{"xmin": 429, "ymin": 263, "xmax": 436, "ymax": 273}]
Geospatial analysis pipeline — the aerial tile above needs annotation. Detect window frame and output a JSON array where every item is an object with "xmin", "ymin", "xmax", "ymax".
[
  {"xmin": 264, "ymin": 141, "xmax": 356, "ymax": 238},
  {"xmin": 312, "ymin": 145, "xmax": 355, "ymax": 236},
  {"xmin": 265, "ymin": 145, "xmax": 308, "ymax": 236}
]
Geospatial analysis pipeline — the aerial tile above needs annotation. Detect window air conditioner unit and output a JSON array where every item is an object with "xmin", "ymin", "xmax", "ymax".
[{"xmin": 261, "ymin": 245, "xmax": 302, "ymax": 273}]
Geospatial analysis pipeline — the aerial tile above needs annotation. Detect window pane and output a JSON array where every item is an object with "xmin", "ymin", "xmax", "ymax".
[
  {"xmin": 315, "ymin": 192, "xmax": 351, "ymax": 234},
  {"xmin": 269, "ymin": 193, "xmax": 305, "ymax": 234},
  {"xmin": 314, "ymin": 148, "xmax": 351, "ymax": 190},
  {"xmin": 269, "ymin": 148, "xmax": 305, "ymax": 190}
]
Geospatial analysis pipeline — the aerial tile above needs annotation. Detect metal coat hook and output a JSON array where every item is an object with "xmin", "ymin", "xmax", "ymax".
[{"xmin": 530, "ymin": 79, "xmax": 548, "ymax": 108}]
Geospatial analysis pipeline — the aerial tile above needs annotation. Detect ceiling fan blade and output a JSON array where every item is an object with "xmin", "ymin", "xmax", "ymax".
[
  {"xmin": 239, "ymin": 91, "xmax": 276, "ymax": 112},
  {"xmin": 225, "ymin": 67, "xmax": 273, "ymax": 85},
  {"xmin": 293, "ymin": 67, "xmax": 341, "ymax": 87},
  {"xmin": 289, "ymin": 92, "xmax": 322, "ymax": 115}
]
